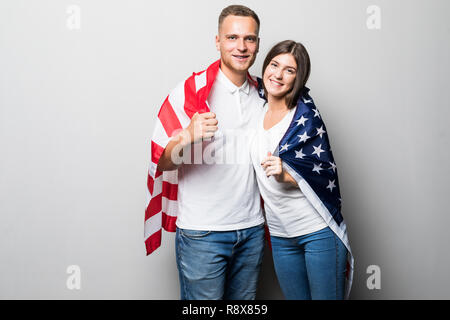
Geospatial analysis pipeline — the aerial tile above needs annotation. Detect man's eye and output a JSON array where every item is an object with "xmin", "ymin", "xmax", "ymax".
[
  {"xmin": 228, "ymin": 36, "xmax": 236, "ymax": 40},
  {"xmin": 246, "ymin": 37, "xmax": 256, "ymax": 42}
]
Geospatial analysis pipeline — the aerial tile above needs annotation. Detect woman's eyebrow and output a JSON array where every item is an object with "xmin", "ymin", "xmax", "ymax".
[{"xmin": 272, "ymin": 59, "xmax": 297, "ymax": 70}]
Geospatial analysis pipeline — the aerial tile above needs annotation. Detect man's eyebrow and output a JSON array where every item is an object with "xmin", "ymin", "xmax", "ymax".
[{"xmin": 224, "ymin": 33, "xmax": 257, "ymax": 38}]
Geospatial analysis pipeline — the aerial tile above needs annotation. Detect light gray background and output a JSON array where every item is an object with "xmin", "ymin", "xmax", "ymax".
[{"xmin": 1, "ymin": 0, "xmax": 449, "ymax": 299}]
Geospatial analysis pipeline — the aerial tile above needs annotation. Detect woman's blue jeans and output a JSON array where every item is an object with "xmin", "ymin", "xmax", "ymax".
[
  {"xmin": 175, "ymin": 224, "xmax": 265, "ymax": 300},
  {"xmin": 270, "ymin": 226, "xmax": 348, "ymax": 300}
]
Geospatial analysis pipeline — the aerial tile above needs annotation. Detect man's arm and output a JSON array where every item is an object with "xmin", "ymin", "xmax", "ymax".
[{"xmin": 157, "ymin": 112, "xmax": 218, "ymax": 172}]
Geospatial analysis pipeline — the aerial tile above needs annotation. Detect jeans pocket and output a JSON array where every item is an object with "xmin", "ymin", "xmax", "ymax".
[{"xmin": 179, "ymin": 229, "xmax": 212, "ymax": 239}]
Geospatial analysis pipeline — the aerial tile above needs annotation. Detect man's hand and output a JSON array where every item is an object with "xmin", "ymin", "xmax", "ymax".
[
  {"xmin": 184, "ymin": 112, "xmax": 218, "ymax": 144},
  {"xmin": 157, "ymin": 112, "xmax": 218, "ymax": 172}
]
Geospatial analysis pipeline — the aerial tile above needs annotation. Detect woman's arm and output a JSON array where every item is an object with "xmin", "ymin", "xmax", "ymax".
[{"xmin": 261, "ymin": 152, "xmax": 298, "ymax": 188}]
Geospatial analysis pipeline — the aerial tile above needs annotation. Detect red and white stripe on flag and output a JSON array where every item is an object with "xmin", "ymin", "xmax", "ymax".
[
  {"xmin": 144, "ymin": 60, "xmax": 221, "ymax": 255},
  {"xmin": 144, "ymin": 60, "xmax": 259, "ymax": 255}
]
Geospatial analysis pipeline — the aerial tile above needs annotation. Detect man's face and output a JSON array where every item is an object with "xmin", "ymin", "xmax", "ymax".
[{"xmin": 215, "ymin": 15, "xmax": 259, "ymax": 76}]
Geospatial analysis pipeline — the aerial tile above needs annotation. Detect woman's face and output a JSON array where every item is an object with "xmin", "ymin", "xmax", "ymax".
[{"xmin": 263, "ymin": 53, "xmax": 297, "ymax": 100}]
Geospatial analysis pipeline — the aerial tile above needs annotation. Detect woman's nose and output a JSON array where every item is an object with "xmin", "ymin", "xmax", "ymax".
[{"xmin": 275, "ymin": 69, "xmax": 283, "ymax": 79}]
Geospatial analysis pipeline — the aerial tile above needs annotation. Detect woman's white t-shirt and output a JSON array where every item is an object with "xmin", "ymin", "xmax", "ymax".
[{"xmin": 250, "ymin": 104, "xmax": 328, "ymax": 238}]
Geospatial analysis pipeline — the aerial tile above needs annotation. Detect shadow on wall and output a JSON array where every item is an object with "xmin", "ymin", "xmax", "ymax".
[{"xmin": 256, "ymin": 244, "xmax": 284, "ymax": 299}]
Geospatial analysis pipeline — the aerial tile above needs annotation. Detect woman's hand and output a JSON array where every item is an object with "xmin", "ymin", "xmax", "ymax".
[
  {"xmin": 261, "ymin": 152, "xmax": 283, "ymax": 180},
  {"xmin": 261, "ymin": 152, "xmax": 298, "ymax": 187}
]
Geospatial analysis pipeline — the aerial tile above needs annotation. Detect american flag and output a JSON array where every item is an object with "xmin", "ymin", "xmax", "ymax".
[
  {"xmin": 257, "ymin": 80, "xmax": 354, "ymax": 298},
  {"xmin": 145, "ymin": 60, "xmax": 353, "ymax": 298},
  {"xmin": 144, "ymin": 60, "xmax": 258, "ymax": 256}
]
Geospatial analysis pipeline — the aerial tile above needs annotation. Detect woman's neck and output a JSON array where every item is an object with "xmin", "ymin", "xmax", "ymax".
[{"xmin": 267, "ymin": 95, "xmax": 288, "ymax": 113}]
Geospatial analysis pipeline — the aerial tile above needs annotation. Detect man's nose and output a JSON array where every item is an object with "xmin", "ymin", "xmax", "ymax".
[{"xmin": 237, "ymin": 38, "xmax": 247, "ymax": 51}]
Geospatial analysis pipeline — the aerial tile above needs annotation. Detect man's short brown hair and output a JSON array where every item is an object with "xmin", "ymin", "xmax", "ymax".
[{"xmin": 218, "ymin": 5, "xmax": 260, "ymax": 33}]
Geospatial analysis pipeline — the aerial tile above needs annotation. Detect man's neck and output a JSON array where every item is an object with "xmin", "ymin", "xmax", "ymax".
[{"xmin": 220, "ymin": 64, "xmax": 247, "ymax": 87}]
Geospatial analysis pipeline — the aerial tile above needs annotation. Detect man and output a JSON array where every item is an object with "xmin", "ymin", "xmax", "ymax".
[{"xmin": 145, "ymin": 5, "xmax": 266, "ymax": 300}]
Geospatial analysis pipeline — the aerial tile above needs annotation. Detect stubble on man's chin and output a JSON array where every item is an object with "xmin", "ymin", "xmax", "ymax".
[{"xmin": 221, "ymin": 59, "xmax": 255, "ymax": 75}]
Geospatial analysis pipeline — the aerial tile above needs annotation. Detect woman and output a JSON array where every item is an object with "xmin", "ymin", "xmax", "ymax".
[{"xmin": 250, "ymin": 40, "xmax": 353, "ymax": 299}]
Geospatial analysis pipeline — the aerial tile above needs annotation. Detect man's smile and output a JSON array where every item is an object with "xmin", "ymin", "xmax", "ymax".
[{"xmin": 232, "ymin": 54, "xmax": 250, "ymax": 61}]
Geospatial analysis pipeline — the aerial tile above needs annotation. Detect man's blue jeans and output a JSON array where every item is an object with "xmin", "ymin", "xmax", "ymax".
[
  {"xmin": 270, "ymin": 227, "xmax": 348, "ymax": 300},
  {"xmin": 175, "ymin": 224, "xmax": 265, "ymax": 300}
]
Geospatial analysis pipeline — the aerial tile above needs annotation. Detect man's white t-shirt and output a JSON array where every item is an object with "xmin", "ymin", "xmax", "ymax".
[
  {"xmin": 250, "ymin": 104, "xmax": 328, "ymax": 238},
  {"xmin": 176, "ymin": 69, "xmax": 266, "ymax": 231}
]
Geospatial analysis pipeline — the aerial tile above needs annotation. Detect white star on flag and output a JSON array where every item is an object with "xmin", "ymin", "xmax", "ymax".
[
  {"xmin": 297, "ymin": 131, "xmax": 310, "ymax": 143},
  {"xmin": 312, "ymin": 163, "xmax": 324, "ymax": 174},
  {"xmin": 329, "ymin": 161, "xmax": 337, "ymax": 172},
  {"xmin": 280, "ymin": 143, "xmax": 290, "ymax": 152},
  {"xmin": 313, "ymin": 108, "xmax": 321, "ymax": 119},
  {"xmin": 295, "ymin": 148, "xmax": 306, "ymax": 159},
  {"xmin": 316, "ymin": 126, "xmax": 326, "ymax": 138},
  {"xmin": 303, "ymin": 98, "xmax": 313, "ymax": 104},
  {"xmin": 326, "ymin": 180, "xmax": 336, "ymax": 192},
  {"xmin": 295, "ymin": 116, "xmax": 308, "ymax": 127},
  {"xmin": 312, "ymin": 144, "xmax": 325, "ymax": 158}
]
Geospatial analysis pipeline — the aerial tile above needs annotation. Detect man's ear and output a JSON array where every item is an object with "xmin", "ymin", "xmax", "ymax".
[{"xmin": 215, "ymin": 35, "xmax": 220, "ymax": 51}]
